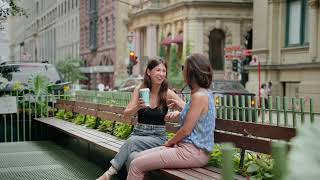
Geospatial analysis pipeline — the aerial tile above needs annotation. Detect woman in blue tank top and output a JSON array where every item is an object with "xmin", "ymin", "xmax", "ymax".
[
  {"xmin": 97, "ymin": 57, "xmax": 185, "ymax": 180},
  {"xmin": 126, "ymin": 53, "xmax": 216, "ymax": 180}
]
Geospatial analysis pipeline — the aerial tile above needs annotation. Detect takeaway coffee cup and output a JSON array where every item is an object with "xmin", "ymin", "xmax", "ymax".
[{"xmin": 139, "ymin": 88, "xmax": 150, "ymax": 106}]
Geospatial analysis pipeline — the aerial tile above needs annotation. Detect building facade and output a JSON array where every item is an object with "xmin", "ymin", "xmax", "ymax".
[
  {"xmin": 247, "ymin": 0, "xmax": 320, "ymax": 109},
  {"xmin": 79, "ymin": 0, "xmax": 129, "ymax": 89},
  {"xmin": 8, "ymin": 0, "xmax": 80, "ymax": 64},
  {"xmin": 128, "ymin": 0, "xmax": 253, "ymax": 79},
  {"xmin": 0, "ymin": 19, "xmax": 9, "ymax": 62}
]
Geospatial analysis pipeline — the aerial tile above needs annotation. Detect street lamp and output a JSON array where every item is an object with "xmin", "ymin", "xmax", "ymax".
[{"xmin": 127, "ymin": 32, "xmax": 134, "ymax": 44}]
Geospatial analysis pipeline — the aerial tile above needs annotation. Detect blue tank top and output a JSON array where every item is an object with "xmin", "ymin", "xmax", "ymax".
[{"xmin": 179, "ymin": 89, "xmax": 216, "ymax": 152}]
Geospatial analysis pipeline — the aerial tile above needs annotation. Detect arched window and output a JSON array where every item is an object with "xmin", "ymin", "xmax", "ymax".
[{"xmin": 208, "ymin": 29, "xmax": 225, "ymax": 70}]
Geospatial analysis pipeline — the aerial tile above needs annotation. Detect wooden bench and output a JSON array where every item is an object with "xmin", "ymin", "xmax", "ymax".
[{"xmin": 34, "ymin": 99, "xmax": 296, "ymax": 180}]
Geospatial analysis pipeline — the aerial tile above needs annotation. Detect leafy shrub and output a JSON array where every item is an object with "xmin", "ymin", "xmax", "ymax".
[
  {"xmin": 207, "ymin": 144, "xmax": 274, "ymax": 179},
  {"xmin": 243, "ymin": 153, "xmax": 273, "ymax": 179},
  {"xmin": 167, "ymin": 132, "xmax": 175, "ymax": 140},
  {"xmin": 114, "ymin": 123, "xmax": 132, "ymax": 139},
  {"xmin": 55, "ymin": 110, "xmax": 65, "ymax": 119},
  {"xmin": 98, "ymin": 120, "xmax": 114, "ymax": 133},
  {"xmin": 208, "ymin": 144, "xmax": 223, "ymax": 168},
  {"xmin": 65, "ymin": 111, "xmax": 74, "ymax": 121},
  {"xmin": 74, "ymin": 114, "xmax": 85, "ymax": 125},
  {"xmin": 55, "ymin": 110, "xmax": 73, "ymax": 121},
  {"xmin": 84, "ymin": 115, "xmax": 97, "ymax": 129}
]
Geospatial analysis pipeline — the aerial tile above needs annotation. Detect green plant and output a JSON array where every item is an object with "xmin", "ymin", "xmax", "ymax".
[
  {"xmin": 284, "ymin": 125, "xmax": 320, "ymax": 180},
  {"xmin": 55, "ymin": 110, "xmax": 65, "ymax": 119},
  {"xmin": 208, "ymin": 144, "xmax": 223, "ymax": 168},
  {"xmin": 243, "ymin": 153, "xmax": 273, "ymax": 179},
  {"xmin": 168, "ymin": 46, "xmax": 184, "ymax": 89},
  {"xmin": 0, "ymin": 0, "xmax": 27, "ymax": 19},
  {"xmin": 207, "ymin": 144, "xmax": 274, "ymax": 179},
  {"xmin": 98, "ymin": 120, "xmax": 114, "ymax": 133},
  {"xmin": 84, "ymin": 115, "xmax": 98, "ymax": 129},
  {"xmin": 28, "ymin": 73, "xmax": 49, "ymax": 99},
  {"xmin": 114, "ymin": 123, "xmax": 132, "ymax": 139},
  {"xmin": 159, "ymin": 33, "xmax": 166, "ymax": 58},
  {"xmin": 167, "ymin": 132, "xmax": 175, "ymax": 140},
  {"xmin": 56, "ymin": 57, "xmax": 87, "ymax": 83},
  {"xmin": 74, "ymin": 114, "xmax": 86, "ymax": 125}
]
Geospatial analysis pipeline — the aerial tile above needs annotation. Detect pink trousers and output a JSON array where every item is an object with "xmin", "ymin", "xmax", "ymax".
[{"xmin": 126, "ymin": 142, "xmax": 210, "ymax": 180}]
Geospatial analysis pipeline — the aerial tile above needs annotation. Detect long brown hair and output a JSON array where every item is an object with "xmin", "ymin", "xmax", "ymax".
[{"xmin": 142, "ymin": 57, "xmax": 168, "ymax": 110}]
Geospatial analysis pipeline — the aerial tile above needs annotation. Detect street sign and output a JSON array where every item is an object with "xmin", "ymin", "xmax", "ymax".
[{"xmin": 0, "ymin": 96, "xmax": 17, "ymax": 114}]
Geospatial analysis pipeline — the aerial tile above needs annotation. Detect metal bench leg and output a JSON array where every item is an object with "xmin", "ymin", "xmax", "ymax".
[{"xmin": 239, "ymin": 149, "xmax": 245, "ymax": 168}]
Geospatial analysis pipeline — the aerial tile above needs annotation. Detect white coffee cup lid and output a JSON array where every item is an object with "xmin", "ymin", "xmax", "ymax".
[{"xmin": 140, "ymin": 88, "xmax": 150, "ymax": 91}]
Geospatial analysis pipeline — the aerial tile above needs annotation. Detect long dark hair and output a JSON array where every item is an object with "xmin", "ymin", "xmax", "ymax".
[
  {"xmin": 142, "ymin": 57, "xmax": 168, "ymax": 110},
  {"xmin": 185, "ymin": 53, "xmax": 213, "ymax": 89}
]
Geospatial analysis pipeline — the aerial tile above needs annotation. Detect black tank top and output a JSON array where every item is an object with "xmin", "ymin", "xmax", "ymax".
[{"xmin": 137, "ymin": 106, "xmax": 168, "ymax": 125}]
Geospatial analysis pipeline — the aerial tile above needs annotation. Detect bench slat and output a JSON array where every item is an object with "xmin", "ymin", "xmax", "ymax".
[
  {"xmin": 215, "ymin": 131, "xmax": 274, "ymax": 154},
  {"xmin": 97, "ymin": 104, "xmax": 125, "ymax": 114},
  {"xmin": 73, "ymin": 107, "xmax": 97, "ymax": 116},
  {"xmin": 55, "ymin": 104, "xmax": 74, "ymax": 111},
  {"xmin": 97, "ymin": 112, "xmax": 132, "ymax": 124},
  {"xmin": 204, "ymin": 166, "xmax": 245, "ymax": 180},
  {"xmin": 75, "ymin": 101, "xmax": 98, "ymax": 110},
  {"xmin": 191, "ymin": 167, "xmax": 222, "ymax": 180},
  {"xmin": 96, "ymin": 142, "xmax": 121, "ymax": 154},
  {"xmin": 57, "ymin": 99, "xmax": 75, "ymax": 106},
  {"xmin": 176, "ymin": 169, "xmax": 219, "ymax": 180},
  {"xmin": 216, "ymin": 119, "xmax": 296, "ymax": 141},
  {"xmin": 158, "ymin": 169, "xmax": 199, "ymax": 180}
]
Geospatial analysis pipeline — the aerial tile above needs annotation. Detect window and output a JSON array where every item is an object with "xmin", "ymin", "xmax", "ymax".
[
  {"xmin": 286, "ymin": 0, "xmax": 309, "ymax": 46},
  {"xmin": 85, "ymin": 27, "xmax": 89, "ymax": 48},
  {"xmin": 105, "ymin": 17, "xmax": 109, "ymax": 45},
  {"xmin": 89, "ymin": 19, "xmax": 97, "ymax": 51},
  {"xmin": 61, "ymin": 3, "xmax": 64, "ymax": 16},
  {"xmin": 208, "ymin": 29, "xmax": 225, "ymax": 70}
]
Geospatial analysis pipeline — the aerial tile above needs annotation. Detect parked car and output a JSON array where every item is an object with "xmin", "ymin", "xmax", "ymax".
[
  {"xmin": 181, "ymin": 80, "xmax": 257, "ymax": 122},
  {"xmin": 114, "ymin": 75, "xmax": 143, "ymax": 92},
  {"xmin": 0, "ymin": 62, "xmax": 69, "ymax": 95}
]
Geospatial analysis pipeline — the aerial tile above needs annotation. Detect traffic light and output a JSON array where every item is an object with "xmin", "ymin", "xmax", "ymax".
[
  {"xmin": 127, "ymin": 62, "xmax": 133, "ymax": 75},
  {"xmin": 232, "ymin": 60, "xmax": 238, "ymax": 72},
  {"xmin": 129, "ymin": 51, "xmax": 138, "ymax": 65}
]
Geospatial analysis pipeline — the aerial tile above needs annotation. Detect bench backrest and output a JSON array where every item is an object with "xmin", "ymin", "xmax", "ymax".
[
  {"xmin": 55, "ymin": 100, "xmax": 296, "ymax": 154},
  {"xmin": 166, "ymin": 118, "xmax": 296, "ymax": 155},
  {"xmin": 56, "ymin": 99, "xmax": 75, "ymax": 111},
  {"xmin": 55, "ymin": 99, "xmax": 135, "ymax": 125}
]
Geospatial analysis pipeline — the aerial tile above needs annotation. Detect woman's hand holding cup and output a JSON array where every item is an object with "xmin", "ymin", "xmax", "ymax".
[{"xmin": 138, "ymin": 98, "xmax": 147, "ymax": 110}]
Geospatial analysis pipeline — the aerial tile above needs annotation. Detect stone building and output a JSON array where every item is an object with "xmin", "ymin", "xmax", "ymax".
[
  {"xmin": 127, "ymin": 0, "xmax": 253, "ymax": 79},
  {"xmin": 8, "ymin": 0, "xmax": 80, "ymax": 64},
  {"xmin": 247, "ymin": 0, "xmax": 320, "ymax": 110},
  {"xmin": 79, "ymin": 0, "xmax": 129, "ymax": 89}
]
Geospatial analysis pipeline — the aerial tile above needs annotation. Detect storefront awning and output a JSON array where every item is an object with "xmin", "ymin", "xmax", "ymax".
[
  {"xmin": 161, "ymin": 36, "xmax": 172, "ymax": 46},
  {"xmin": 171, "ymin": 34, "xmax": 183, "ymax": 44}
]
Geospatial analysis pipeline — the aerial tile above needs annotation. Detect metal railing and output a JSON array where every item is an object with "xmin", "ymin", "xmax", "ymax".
[
  {"xmin": 1, "ymin": 89, "xmax": 318, "ymax": 143},
  {"xmin": 0, "ymin": 90, "xmax": 68, "ymax": 143},
  {"xmin": 74, "ymin": 90, "xmax": 319, "ymax": 128}
]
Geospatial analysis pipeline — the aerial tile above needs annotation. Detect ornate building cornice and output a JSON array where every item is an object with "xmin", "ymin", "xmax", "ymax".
[
  {"xmin": 308, "ymin": 0, "xmax": 319, "ymax": 9},
  {"xmin": 268, "ymin": 0, "xmax": 286, "ymax": 4}
]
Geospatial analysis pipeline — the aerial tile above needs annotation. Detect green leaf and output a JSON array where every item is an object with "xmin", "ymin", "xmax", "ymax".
[
  {"xmin": 284, "ymin": 124, "xmax": 320, "ymax": 180},
  {"xmin": 264, "ymin": 173, "xmax": 273, "ymax": 178},
  {"xmin": 247, "ymin": 163, "xmax": 259, "ymax": 173}
]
